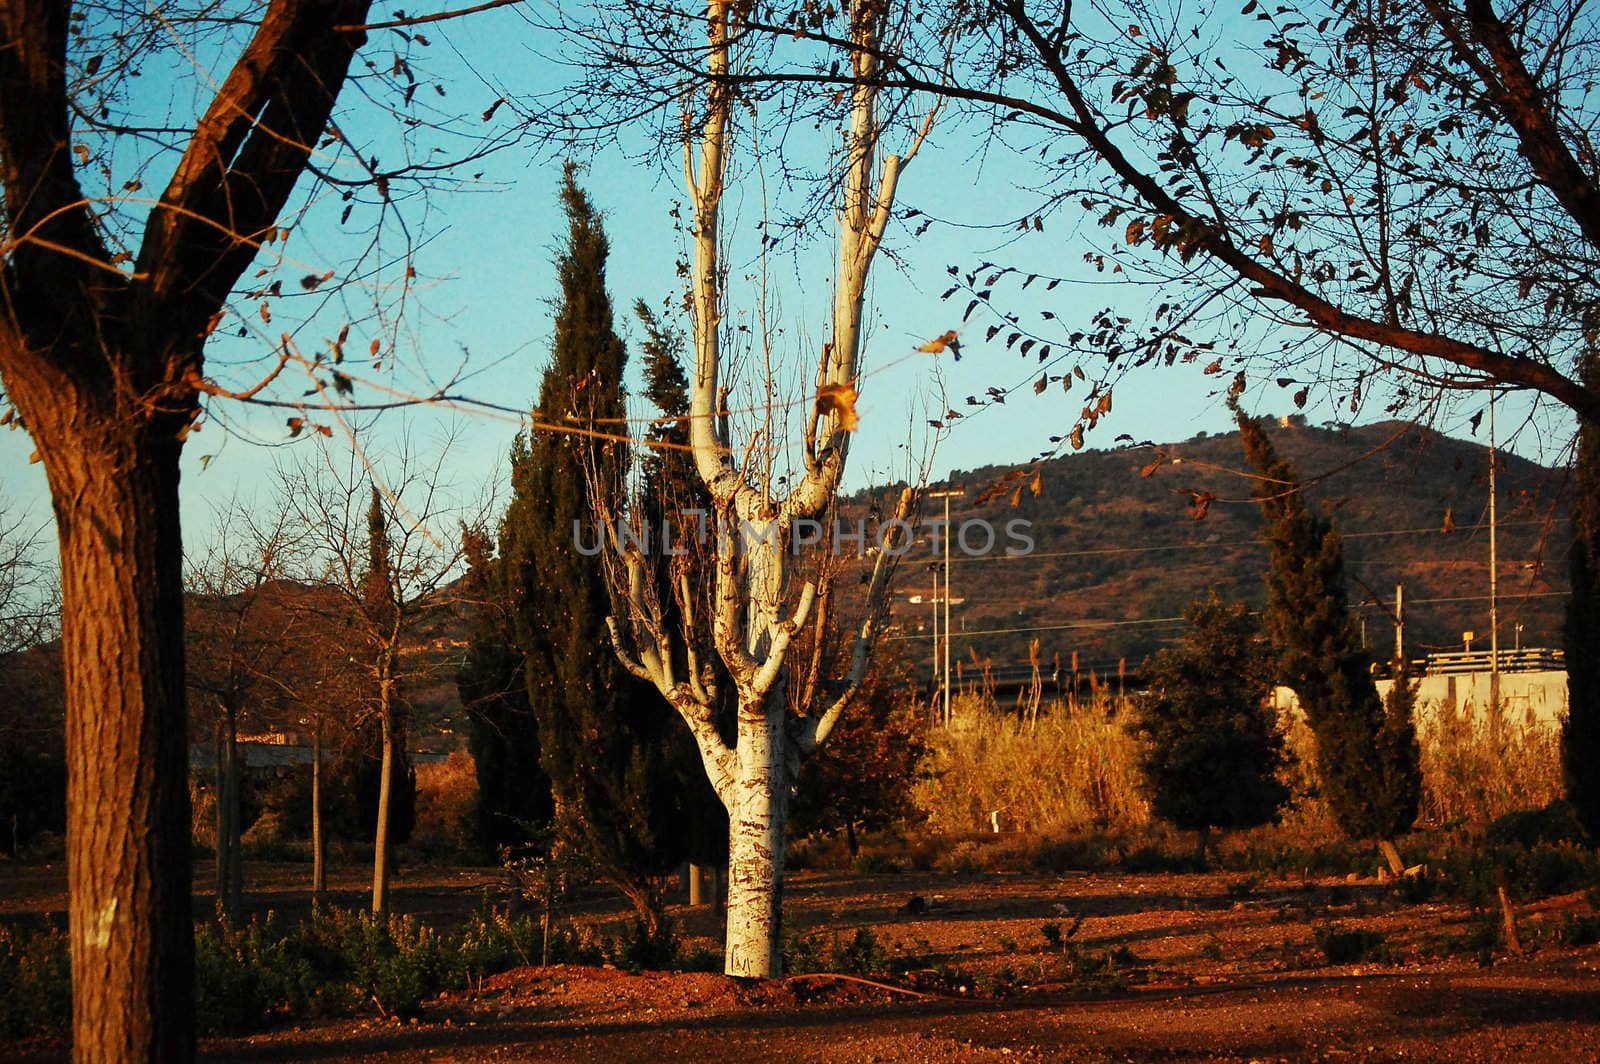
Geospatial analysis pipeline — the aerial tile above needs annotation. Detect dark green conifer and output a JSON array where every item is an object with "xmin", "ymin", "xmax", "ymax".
[
  {"xmin": 500, "ymin": 165, "xmax": 704, "ymax": 945},
  {"xmin": 1135, "ymin": 594, "xmax": 1289, "ymax": 863},
  {"xmin": 1565, "ymin": 358, "xmax": 1600, "ymax": 842},
  {"xmin": 1235, "ymin": 405, "xmax": 1421, "ymax": 842},
  {"xmin": 457, "ymin": 525, "xmax": 554, "ymax": 858}
]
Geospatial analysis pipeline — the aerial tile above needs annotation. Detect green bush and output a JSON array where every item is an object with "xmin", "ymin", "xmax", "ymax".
[
  {"xmin": 325, "ymin": 910, "xmax": 453, "ymax": 1019},
  {"xmin": 0, "ymin": 925, "xmax": 70, "ymax": 1039},
  {"xmin": 781, "ymin": 923, "xmax": 826, "ymax": 976},
  {"xmin": 1314, "ymin": 924, "xmax": 1390, "ymax": 965},
  {"xmin": 831, "ymin": 928, "xmax": 888, "ymax": 976},
  {"xmin": 1486, "ymin": 801, "xmax": 1590, "ymax": 849},
  {"xmin": 1557, "ymin": 913, "xmax": 1600, "ymax": 947}
]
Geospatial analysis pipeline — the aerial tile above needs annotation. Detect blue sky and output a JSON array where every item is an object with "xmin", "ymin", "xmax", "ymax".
[{"xmin": 0, "ymin": 4, "xmax": 1577, "ymax": 565}]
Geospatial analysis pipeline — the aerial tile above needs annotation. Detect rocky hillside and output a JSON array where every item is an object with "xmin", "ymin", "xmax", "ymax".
[{"xmin": 887, "ymin": 417, "xmax": 1569, "ymax": 678}]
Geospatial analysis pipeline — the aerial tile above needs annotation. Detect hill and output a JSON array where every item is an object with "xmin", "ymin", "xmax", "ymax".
[{"xmin": 889, "ymin": 417, "xmax": 1570, "ymax": 679}]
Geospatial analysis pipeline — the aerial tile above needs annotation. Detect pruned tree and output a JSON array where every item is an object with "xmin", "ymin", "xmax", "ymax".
[
  {"xmin": 184, "ymin": 500, "xmax": 307, "ymax": 918},
  {"xmin": 279, "ymin": 441, "xmax": 470, "ymax": 914},
  {"xmin": 584, "ymin": 1, "xmax": 934, "ymax": 978},
  {"xmin": 1237, "ymin": 406, "xmax": 1422, "ymax": 862},
  {"xmin": 0, "ymin": 497, "xmax": 62, "ymax": 859},
  {"xmin": 1134, "ymin": 594, "xmax": 1290, "ymax": 864}
]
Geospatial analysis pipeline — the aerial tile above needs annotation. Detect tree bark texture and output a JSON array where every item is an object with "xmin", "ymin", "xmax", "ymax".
[
  {"xmin": 49, "ymin": 418, "xmax": 195, "ymax": 1064},
  {"xmin": 0, "ymin": 1, "xmax": 371, "ymax": 1057},
  {"xmin": 371, "ymin": 677, "xmax": 398, "ymax": 914},
  {"xmin": 723, "ymin": 691, "xmax": 788, "ymax": 979}
]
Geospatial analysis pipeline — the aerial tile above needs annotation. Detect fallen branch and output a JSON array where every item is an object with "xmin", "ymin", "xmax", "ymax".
[{"xmin": 783, "ymin": 972, "xmax": 937, "ymax": 1000}]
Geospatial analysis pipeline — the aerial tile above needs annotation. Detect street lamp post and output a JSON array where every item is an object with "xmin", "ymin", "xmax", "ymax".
[{"xmin": 929, "ymin": 487, "xmax": 966, "ymax": 726}]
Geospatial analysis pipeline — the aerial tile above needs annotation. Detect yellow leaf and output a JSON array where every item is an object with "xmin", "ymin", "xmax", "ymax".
[
  {"xmin": 1029, "ymin": 470, "xmax": 1043, "ymax": 496},
  {"xmin": 816, "ymin": 383, "xmax": 860, "ymax": 431},
  {"xmin": 918, "ymin": 330, "xmax": 958, "ymax": 353}
]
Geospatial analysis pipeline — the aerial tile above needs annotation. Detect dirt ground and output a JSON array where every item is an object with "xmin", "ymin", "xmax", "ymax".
[{"xmin": 5, "ymin": 862, "xmax": 1600, "ymax": 1062}]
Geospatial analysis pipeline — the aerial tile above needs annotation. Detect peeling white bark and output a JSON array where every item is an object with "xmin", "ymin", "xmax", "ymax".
[{"xmin": 604, "ymin": 0, "xmax": 929, "ymax": 979}]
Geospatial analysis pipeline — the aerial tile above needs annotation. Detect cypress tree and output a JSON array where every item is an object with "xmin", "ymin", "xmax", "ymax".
[
  {"xmin": 1565, "ymin": 357, "xmax": 1600, "ymax": 841},
  {"xmin": 457, "ymin": 525, "xmax": 554, "ymax": 859},
  {"xmin": 634, "ymin": 302, "xmax": 729, "ymax": 872},
  {"xmin": 1134, "ymin": 594, "xmax": 1289, "ymax": 864},
  {"xmin": 501, "ymin": 165, "xmax": 701, "ymax": 944},
  {"xmin": 1235, "ymin": 405, "xmax": 1421, "ymax": 845}
]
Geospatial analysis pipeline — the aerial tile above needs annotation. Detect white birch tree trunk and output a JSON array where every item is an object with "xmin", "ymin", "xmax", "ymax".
[
  {"xmin": 724, "ymin": 688, "xmax": 789, "ymax": 978},
  {"xmin": 605, "ymin": 0, "xmax": 931, "ymax": 979}
]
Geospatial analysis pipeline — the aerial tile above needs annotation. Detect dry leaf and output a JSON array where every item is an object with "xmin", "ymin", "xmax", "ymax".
[
  {"xmin": 816, "ymin": 383, "xmax": 861, "ymax": 431},
  {"xmin": 1029, "ymin": 469, "xmax": 1043, "ymax": 496},
  {"xmin": 918, "ymin": 330, "xmax": 962, "ymax": 360}
]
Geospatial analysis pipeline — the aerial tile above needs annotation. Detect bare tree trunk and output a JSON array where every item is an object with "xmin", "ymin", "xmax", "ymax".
[
  {"xmin": 312, "ymin": 723, "xmax": 325, "ymax": 897},
  {"xmin": 724, "ymin": 692, "xmax": 788, "ymax": 980},
  {"xmin": 213, "ymin": 716, "xmax": 227, "ymax": 912},
  {"xmin": 53, "ymin": 427, "xmax": 195, "ymax": 1063},
  {"xmin": 689, "ymin": 863, "xmax": 708, "ymax": 907},
  {"xmin": 223, "ymin": 708, "xmax": 242, "ymax": 915},
  {"xmin": 372, "ymin": 696, "xmax": 395, "ymax": 915}
]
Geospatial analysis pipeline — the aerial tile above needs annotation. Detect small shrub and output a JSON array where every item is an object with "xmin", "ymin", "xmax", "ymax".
[
  {"xmin": 1226, "ymin": 873, "xmax": 1266, "ymax": 900},
  {"xmin": 1558, "ymin": 913, "xmax": 1600, "ymax": 947},
  {"xmin": 976, "ymin": 964, "xmax": 1019, "ymax": 996},
  {"xmin": 1486, "ymin": 801, "xmax": 1590, "ymax": 849},
  {"xmin": 831, "ymin": 928, "xmax": 888, "ymax": 976},
  {"xmin": 1040, "ymin": 922, "xmax": 1063, "ymax": 949},
  {"xmin": 678, "ymin": 943, "xmax": 723, "ymax": 973},
  {"xmin": 0, "ymin": 925, "xmax": 70, "ymax": 1039},
  {"xmin": 781, "ymin": 923, "xmax": 826, "ymax": 976},
  {"xmin": 1314, "ymin": 924, "xmax": 1390, "ymax": 965},
  {"xmin": 326, "ymin": 910, "xmax": 453, "ymax": 1019},
  {"xmin": 1200, "ymin": 937, "xmax": 1225, "ymax": 961}
]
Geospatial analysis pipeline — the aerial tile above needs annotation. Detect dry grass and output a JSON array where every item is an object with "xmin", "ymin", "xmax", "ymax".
[
  {"xmin": 410, "ymin": 750, "xmax": 481, "ymax": 861},
  {"xmin": 911, "ymin": 688, "xmax": 1566, "ymax": 847},
  {"xmin": 1415, "ymin": 697, "xmax": 1565, "ymax": 828},
  {"xmin": 912, "ymin": 692, "xmax": 1149, "ymax": 836}
]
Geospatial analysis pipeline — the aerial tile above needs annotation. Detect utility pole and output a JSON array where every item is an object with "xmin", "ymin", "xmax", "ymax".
[
  {"xmin": 930, "ymin": 562, "xmax": 940, "ymax": 707},
  {"xmin": 1488, "ymin": 392, "xmax": 1501, "ymax": 711},
  {"xmin": 1394, "ymin": 583, "xmax": 1404, "ymax": 663},
  {"xmin": 929, "ymin": 486, "xmax": 966, "ymax": 727}
]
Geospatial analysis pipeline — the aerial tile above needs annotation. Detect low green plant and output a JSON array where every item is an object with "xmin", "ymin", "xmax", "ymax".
[
  {"xmin": 195, "ymin": 912, "xmax": 334, "ymax": 1034},
  {"xmin": 1314, "ymin": 924, "xmax": 1391, "ymax": 965},
  {"xmin": 1557, "ymin": 912, "xmax": 1600, "ymax": 947},
  {"xmin": 0, "ymin": 925, "xmax": 70, "ymax": 1039},
  {"xmin": 781, "ymin": 923, "xmax": 826, "ymax": 976},
  {"xmin": 831, "ymin": 928, "xmax": 889, "ymax": 976}
]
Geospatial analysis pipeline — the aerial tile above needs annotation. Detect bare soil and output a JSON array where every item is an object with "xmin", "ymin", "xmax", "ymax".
[{"xmin": 5, "ymin": 862, "xmax": 1599, "ymax": 1062}]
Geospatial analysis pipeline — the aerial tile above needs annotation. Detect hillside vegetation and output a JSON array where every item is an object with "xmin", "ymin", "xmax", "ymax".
[{"xmin": 899, "ymin": 417, "xmax": 1568, "ymax": 676}]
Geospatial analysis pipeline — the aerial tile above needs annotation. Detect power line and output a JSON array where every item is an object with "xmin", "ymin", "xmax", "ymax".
[
  {"xmin": 888, "ymin": 590, "xmax": 1568, "ymax": 643},
  {"xmin": 938, "ymin": 518, "xmax": 1548, "ymax": 564}
]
